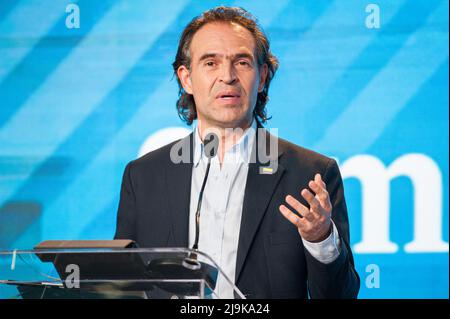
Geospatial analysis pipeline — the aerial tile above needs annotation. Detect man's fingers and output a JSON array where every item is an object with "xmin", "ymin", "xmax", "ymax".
[
  {"xmin": 301, "ymin": 189, "xmax": 323, "ymax": 216},
  {"xmin": 279, "ymin": 204, "xmax": 306, "ymax": 228},
  {"xmin": 308, "ymin": 180, "xmax": 327, "ymax": 199},
  {"xmin": 308, "ymin": 180, "xmax": 332, "ymax": 212},
  {"xmin": 285, "ymin": 195, "xmax": 314, "ymax": 221},
  {"xmin": 315, "ymin": 173, "xmax": 326, "ymax": 188}
]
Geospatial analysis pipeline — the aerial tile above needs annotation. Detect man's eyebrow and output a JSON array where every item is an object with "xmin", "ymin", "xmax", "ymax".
[
  {"xmin": 197, "ymin": 52, "xmax": 255, "ymax": 62},
  {"xmin": 198, "ymin": 53, "xmax": 218, "ymax": 61},
  {"xmin": 233, "ymin": 53, "xmax": 255, "ymax": 60}
]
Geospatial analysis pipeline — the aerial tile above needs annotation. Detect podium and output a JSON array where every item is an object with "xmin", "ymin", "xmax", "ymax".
[{"xmin": 0, "ymin": 240, "xmax": 245, "ymax": 299}]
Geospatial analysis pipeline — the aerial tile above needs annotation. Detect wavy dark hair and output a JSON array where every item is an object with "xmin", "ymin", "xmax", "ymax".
[{"xmin": 172, "ymin": 6, "xmax": 279, "ymax": 125}]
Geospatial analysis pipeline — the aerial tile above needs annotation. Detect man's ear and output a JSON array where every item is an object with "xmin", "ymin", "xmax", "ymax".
[
  {"xmin": 177, "ymin": 65, "xmax": 193, "ymax": 94},
  {"xmin": 258, "ymin": 63, "xmax": 269, "ymax": 93}
]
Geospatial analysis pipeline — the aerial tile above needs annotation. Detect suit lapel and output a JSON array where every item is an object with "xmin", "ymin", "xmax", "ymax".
[
  {"xmin": 235, "ymin": 128, "xmax": 285, "ymax": 282},
  {"xmin": 165, "ymin": 133, "xmax": 194, "ymax": 247}
]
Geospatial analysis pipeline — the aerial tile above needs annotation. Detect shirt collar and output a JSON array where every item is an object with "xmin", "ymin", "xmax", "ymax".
[{"xmin": 193, "ymin": 118, "xmax": 257, "ymax": 167}]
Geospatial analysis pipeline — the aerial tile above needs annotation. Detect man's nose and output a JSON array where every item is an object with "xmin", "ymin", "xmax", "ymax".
[{"xmin": 219, "ymin": 62, "xmax": 237, "ymax": 84}]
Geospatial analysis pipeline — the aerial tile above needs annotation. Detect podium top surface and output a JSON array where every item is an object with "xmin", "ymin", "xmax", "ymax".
[{"xmin": 0, "ymin": 244, "xmax": 245, "ymax": 299}]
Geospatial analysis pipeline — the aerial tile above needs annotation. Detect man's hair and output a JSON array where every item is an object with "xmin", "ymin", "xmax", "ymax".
[{"xmin": 172, "ymin": 6, "xmax": 279, "ymax": 125}]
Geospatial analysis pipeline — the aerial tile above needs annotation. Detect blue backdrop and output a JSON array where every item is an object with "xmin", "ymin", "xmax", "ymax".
[{"xmin": 0, "ymin": 0, "xmax": 448, "ymax": 298}]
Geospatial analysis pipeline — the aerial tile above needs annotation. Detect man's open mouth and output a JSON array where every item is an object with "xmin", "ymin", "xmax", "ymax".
[{"xmin": 216, "ymin": 91, "xmax": 241, "ymax": 100}]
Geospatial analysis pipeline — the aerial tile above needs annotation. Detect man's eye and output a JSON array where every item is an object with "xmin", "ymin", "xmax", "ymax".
[
  {"xmin": 237, "ymin": 60, "xmax": 251, "ymax": 67},
  {"xmin": 205, "ymin": 61, "xmax": 215, "ymax": 67}
]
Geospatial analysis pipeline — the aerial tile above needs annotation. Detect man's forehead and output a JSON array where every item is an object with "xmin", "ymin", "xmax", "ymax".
[{"xmin": 190, "ymin": 22, "xmax": 256, "ymax": 59}]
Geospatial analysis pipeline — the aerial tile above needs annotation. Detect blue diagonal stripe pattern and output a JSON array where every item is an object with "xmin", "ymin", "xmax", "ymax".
[
  {"xmin": 0, "ymin": 0, "xmax": 117, "ymax": 129},
  {"xmin": 0, "ymin": 1, "xmax": 69, "ymax": 82},
  {"xmin": 302, "ymin": 0, "xmax": 444, "ymax": 147},
  {"xmin": 314, "ymin": 0, "xmax": 449, "ymax": 156},
  {"xmin": 0, "ymin": 0, "xmax": 19, "ymax": 23},
  {"xmin": 267, "ymin": 0, "xmax": 407, "ymax": 140},
  {"xmin": 5, "ymin": 0, "xmax": 207, "ymax": 246}
]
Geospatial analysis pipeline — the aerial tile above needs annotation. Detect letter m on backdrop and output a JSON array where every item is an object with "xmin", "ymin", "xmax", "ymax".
[{"xmin": 340, "ymin": 154, "xmax": 449, "ymax": 253}]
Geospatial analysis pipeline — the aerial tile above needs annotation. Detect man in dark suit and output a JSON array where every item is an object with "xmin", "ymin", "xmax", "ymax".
[{"xmin": 115, "ymin": 6, "xmax": 359, "ymax": 298}]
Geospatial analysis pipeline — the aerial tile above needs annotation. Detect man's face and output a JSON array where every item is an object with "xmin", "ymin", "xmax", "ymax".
[{"xmin": 177, "ymin": 22, "xmax": 268, "ymax": 129}]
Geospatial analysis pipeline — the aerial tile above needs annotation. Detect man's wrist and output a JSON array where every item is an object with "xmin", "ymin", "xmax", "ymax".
[
  {"xmin": 308, "ymin": 223, "xmax": 332, "ymax": 243},
  {"xmin": 301, "ymin": 221, "xmax": 341, "ymax": 264}
]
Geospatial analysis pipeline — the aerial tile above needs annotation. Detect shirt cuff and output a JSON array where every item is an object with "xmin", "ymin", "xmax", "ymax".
[{"xmin": 301, "ymin": 220, "xmax": 341, "ymax": 264}]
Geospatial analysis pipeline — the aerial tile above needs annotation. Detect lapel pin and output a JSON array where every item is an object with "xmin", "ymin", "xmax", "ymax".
[{"xmin": 260, "ymin": 167, "xmax": 274, "ymax": 174}]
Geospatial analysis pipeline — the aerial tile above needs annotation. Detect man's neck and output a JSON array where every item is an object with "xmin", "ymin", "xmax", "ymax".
[{"xmin": 197, "ymin": 118, "xmax": 254, "ymax": 165}]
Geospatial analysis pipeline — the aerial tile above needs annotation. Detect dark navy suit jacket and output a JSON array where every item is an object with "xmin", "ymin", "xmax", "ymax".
[{"xmin": 114, "ymin": 127, "xmax": 360, "ymax": 298}]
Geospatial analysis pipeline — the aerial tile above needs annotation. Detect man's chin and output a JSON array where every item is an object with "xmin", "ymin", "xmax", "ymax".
[{"xmin": 210, "ymin": 115, "xmax": 253, "ymax": 129}]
